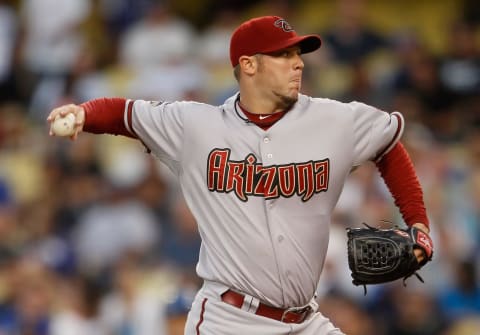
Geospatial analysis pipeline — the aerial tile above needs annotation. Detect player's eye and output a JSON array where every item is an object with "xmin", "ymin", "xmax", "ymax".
[
  {"xmin": 285, "ymin": 48, "xmax": 302, "ymax": 58},
  {"xmin": 267, "ymin": 50, "xmax": 288, "ymax": 57},
  {"xmin": 266, "ymin": 47, "xmax": 301, "ymax": 58}
]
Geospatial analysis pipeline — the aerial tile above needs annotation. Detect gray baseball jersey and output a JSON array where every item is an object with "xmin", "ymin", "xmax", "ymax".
[{"xmin": 125, "ymin": 93, "xmax": 403, "ymax": 308}]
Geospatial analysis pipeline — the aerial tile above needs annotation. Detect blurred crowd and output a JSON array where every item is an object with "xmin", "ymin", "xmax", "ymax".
[{"xmin": 0, "ymin": 0, "xmax": 479, "ymax": 334}]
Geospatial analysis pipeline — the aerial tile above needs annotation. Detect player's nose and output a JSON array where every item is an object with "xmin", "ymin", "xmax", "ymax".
[{"xmin": 293, "ymin": 54, "xmax": 304, "ymax": 70}]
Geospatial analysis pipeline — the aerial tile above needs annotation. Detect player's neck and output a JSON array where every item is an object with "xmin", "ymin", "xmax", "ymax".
[{"xmin": 238, "ymin": 91, "xmax": 285, "ymax": 115}]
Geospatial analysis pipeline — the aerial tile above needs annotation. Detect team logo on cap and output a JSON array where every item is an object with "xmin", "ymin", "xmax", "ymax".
[{"xmin": 274, "ymin": 19, "xmax": 294, "ymax": 32}]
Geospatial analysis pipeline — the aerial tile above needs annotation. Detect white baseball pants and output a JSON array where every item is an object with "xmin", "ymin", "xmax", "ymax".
[{"xmin": 184, "ymin": 281, "xmax": 344, "ymax": 335}]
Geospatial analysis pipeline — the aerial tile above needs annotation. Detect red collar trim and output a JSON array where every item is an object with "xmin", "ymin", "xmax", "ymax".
[{"xmin": 237, "ymin": 102, "xmax": 287, "ymax": 130}]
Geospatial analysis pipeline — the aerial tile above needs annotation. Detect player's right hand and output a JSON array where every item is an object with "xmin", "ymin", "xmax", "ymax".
[{"xmin": 47, "ymin": 104, "xmax": 85, "ymax": 140}]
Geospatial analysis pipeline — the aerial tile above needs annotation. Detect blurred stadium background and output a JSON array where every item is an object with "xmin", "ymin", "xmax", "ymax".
[{"xmin": 0, "ymin": 0, "xmax": 479, "ymax": 334}]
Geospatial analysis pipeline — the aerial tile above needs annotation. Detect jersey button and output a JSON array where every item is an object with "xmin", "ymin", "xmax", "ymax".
[
  {"xmin": 277, "ymin": 235, "xmax": 284, "ymax": 242},
  {"xmin": 267, "ymin": 153, "xmax": 273, "ymax": 159},
  {"xmin": 263, "ymin": 137, "xmax": 270, "ymax": 143}
]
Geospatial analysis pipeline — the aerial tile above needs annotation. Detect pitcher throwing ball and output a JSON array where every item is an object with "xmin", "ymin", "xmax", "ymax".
[{"xmin": 47, "ymin": 16, "xmax": 432, "ymax": 335}]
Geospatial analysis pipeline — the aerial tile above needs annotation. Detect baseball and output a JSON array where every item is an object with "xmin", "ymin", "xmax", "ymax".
[{"xmin": 52, "ymin": 113, "xmax": 76, "ymax": 137}]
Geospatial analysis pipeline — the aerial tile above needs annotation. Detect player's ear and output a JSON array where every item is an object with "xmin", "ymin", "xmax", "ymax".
[{"xmin": 238, "ymin": 55, "xmax": 257, "ymax": 76}]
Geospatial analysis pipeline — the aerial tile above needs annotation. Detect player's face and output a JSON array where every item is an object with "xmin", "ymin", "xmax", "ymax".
[{"xmin": 256, "ymin": 45, "xmax": 304, "ymax": 108}]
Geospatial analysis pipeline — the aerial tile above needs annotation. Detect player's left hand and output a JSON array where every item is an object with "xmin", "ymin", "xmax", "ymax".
[{"xmin": 412, "ymin": 223, "xmax": 431, "ymax": 264}]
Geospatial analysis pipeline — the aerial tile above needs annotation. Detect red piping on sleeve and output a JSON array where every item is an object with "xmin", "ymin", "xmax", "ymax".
[
  {"xmin": 126, "ymin": 100, "xmax": 136, "ymax": 136},
  {"xmin": 374, "ymin": 113, "xmax": 403, "ymax": 162},
  {"xmin": 375, "ymin": 142, "xmax": 429, "ymax": 227}
]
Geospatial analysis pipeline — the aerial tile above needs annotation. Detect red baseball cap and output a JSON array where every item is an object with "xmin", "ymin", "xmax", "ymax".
[{"xmin": 229, "ymin": 16, "xmax": 322, "ymax": 67}]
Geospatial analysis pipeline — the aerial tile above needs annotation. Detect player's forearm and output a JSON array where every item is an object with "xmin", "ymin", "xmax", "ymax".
[
  {"xmin": 375, "ymin": 142, "xmax": 429, "ymax": 228},
  {"xmin": 81, "ymin": 98, "xmax": 136, "ymax": 138}
]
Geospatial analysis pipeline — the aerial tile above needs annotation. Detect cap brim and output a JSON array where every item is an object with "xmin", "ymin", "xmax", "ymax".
[
  {"xmin": 259, "ymin": 34, "xmax": 322, "ymax": 55},
  {"xmin": 298, "ymin": 35, "xmax": 322, "ymax": 54}
]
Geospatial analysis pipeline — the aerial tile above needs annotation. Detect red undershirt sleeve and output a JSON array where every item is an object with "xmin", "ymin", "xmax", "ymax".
[
  {"xmin": 375, "ymin": 142, "xmax": 430, "ymax": 228},
  {"xmin": 80, "ymin": 98, "xmax": 136, "ymax": 138}
]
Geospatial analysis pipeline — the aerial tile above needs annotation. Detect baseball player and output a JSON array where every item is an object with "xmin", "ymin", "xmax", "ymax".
[{"xmin": 47, "ymin": 16, "xmax": 432, "ymax": 335}]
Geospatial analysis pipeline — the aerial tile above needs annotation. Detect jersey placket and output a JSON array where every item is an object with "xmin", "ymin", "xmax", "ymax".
[{"xmin": 259, "ymin": 133, "xmax": 289, "ymax": 306}]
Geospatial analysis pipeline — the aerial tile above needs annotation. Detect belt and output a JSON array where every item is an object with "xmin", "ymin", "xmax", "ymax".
[{"xmin": 221, "ymin": 290, "xmax": 313, "ymax": 324}]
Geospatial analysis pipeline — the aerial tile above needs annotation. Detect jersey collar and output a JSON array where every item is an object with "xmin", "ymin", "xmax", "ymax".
[{"xmin": 230, "ymin": 93, "xmax": 294, "ymax": 130}]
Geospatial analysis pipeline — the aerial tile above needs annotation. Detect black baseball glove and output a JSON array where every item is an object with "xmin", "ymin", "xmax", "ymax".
[{"xmin": 346, "ymin": 223, "xmax": 433, "ymax": 293}]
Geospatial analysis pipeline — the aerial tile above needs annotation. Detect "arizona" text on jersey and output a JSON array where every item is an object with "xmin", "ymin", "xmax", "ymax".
[{"xmin": 207, "ymin": 149, "xmax": 329, "ymax": 202}]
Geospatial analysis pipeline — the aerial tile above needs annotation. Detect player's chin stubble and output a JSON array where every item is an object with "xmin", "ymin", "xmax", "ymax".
[{"xmin": 274, "ymin": 92, "xmax": 298, "ymax": 110}]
